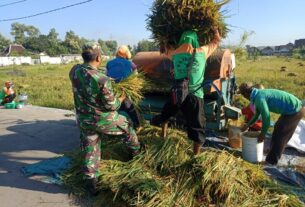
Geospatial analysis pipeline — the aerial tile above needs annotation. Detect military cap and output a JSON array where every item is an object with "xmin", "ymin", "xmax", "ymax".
[{"xmin": 82, "ymin": 41, "xmax": 102, "ymax": 54}]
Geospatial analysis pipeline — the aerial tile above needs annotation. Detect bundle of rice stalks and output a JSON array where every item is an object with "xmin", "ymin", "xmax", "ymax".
[
  {"xmin": 62, "ymin": 126, "xmax": 304, "ymax": 207},
  {"xmin": 181, "ymin": 151, "xmax": 301, "ymax": 206},
  {"xmin": 61, "ymin": 139, "xmax": 134, "ymax": 197},
  {"xmin": 136, "ymin": 126, "xmax": 192, "ymax": 175},
  {"xmin": 112, "ymin": 72, "xmax": 149, "ymax": 107},
  {"xmin": 96, "ymin": 160, "xmax": 169, "ymax": 207},
  {"xmin": 137, "ymin": 127, "xmax": 303, "ymax": 206},
  {"xmin": 147, "ymin": 0, "xmax": 230, "ymax": 50}
]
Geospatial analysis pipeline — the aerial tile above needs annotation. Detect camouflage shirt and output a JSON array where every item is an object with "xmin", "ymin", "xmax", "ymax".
[{"xmin": 69, "ymin": 64, "xmax": 121, "ymax": 130}]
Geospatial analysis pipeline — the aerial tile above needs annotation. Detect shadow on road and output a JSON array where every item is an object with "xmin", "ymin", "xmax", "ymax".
[{"xmin": 0, "ymin": 119, "xmax": 79, "ymax": 195}]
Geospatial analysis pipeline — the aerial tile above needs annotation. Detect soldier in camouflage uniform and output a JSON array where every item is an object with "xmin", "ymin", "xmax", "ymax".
[{"xmin": 69, "ymin": 42, "xmax": 140, "ymax": 193}]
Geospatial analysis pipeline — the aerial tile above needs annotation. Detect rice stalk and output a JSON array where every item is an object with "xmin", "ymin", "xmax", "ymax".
[
  {"xmin": 112, "ymin": 72, "xmax": 149, "ymax": 107},
  {"xmin": 147, "ymin": 0, "xmax": 231, "ymax": 50},
  {"xmin": 62, "ymin": 126, "xmax": 304, "ymax": 207}
]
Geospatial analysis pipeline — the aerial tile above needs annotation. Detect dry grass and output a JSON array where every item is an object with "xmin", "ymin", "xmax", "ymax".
[{"xmin": 0, "ymin": 64, "xmax": 75, "ymax": 109}]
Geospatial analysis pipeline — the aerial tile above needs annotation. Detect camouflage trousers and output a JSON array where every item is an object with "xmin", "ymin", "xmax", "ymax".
[{"xmin": 79, "ymin": 113, "xmax": 140, "ymax": 179}]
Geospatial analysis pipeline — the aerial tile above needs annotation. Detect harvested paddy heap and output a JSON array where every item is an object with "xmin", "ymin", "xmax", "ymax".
[
  {"xmin": 62, "ymin": 126, "xmax": 303, "ymax": 207},
  {"xmin": 147, "ymin": 0, "xmax": 230, "ymax": 51}
]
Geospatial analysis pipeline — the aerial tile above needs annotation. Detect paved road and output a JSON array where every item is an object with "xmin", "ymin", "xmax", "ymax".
[{"xmin": 0, "ymin": 106, "xmax": 82, "ymax": 207}]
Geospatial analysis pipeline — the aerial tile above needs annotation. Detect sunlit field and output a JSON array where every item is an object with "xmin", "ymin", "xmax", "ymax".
[{"xmin": 0, "ymin": 57, "xmax": 304, "ymax": 112}]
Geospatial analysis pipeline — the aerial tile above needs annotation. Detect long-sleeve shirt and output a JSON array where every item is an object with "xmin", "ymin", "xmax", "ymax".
[
  {"xmin": 106, "ymin": 57, "xmax": 137, "ymax": 83},
  {"xmin": 248, "ymin": 88, "xmax": 302, "ymax": 135},
  {"xmin": 69, "ymin": 64, "xmax": 121, "ymax": 130}
]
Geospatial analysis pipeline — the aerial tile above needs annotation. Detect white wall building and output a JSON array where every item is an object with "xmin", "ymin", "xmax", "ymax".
[
  {"xmin": 0, "ymin": 56, "xmax": 32, "ymax": 66},
  {"xmin": 61, "ymin": 55, "xmax": 82, "ymax": 64},
  {"xmin": 40, "ymin": 55, "xmax": 62, "ymax": 64}
]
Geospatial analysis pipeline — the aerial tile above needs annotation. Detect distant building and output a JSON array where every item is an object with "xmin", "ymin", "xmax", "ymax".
[
  {"xmin": 274, "ymin": 43, "xmax": 294, "ymax": 56},
  {"xmin": 1, "ymin": 44, "xmax": 26, "ymax": 56},
  {"xmin": 260, "ymin": 46, "xmax": 274, "ymax": 56},
  {"xmin": 0, "ymin": 56, "xmax": 32, "ymax": 66},
  {"xmin": 295, "ymin": 39, "xmax": 305, "ymax": 48},
  {"xmin": 39, "ymin": 54, "xmax": 62, "ymax": 64},
  {"xmin": 286, "ymin": 43, "xmax": 294, "ymax": 49},
  {"xmin": 246, "ymin": 46, "xmax": 261, "ymax": 56}
]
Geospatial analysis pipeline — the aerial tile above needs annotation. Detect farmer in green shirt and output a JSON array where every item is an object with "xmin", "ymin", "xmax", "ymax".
[
  {"xmin": 0, "ymin": 81, "xmax": 16, "ymax": 105},
  {"xmin": 240, "ymin": 82, "xmax": 305, "ymax": 165},
  {"xmin": 161, "ymin": 29, "xmax": 221, "ymax": 155},
  {"xmin": 69, "ymin": 42, "xmax": 140, "ymax": 194}
]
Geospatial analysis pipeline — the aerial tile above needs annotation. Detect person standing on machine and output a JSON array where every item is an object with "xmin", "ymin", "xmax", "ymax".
[{"xmin": 160, "ymin": 29, "xmax": 221, "ymax": 155}]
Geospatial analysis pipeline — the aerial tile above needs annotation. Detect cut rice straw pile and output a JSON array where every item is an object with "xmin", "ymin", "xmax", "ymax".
[
  {"xmin": 112, "ymin": 72, "xmax": 149, "ymax": 107},
  {"xmin": 62, "ymin": 126, "xmax": 303, "ymax": 207},
  {"xmin": 147, "ymin": 0, "xmax": 230, "ymax": 50}
]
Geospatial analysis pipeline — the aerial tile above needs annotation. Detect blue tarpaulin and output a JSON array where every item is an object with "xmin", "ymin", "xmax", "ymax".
[
  {"xmin": 264, "ymin": 166, "xmax": 305, "ymax": 202},
  {"xmin": 20, "ymin": 156, "xmax": 71, "ymax": 182}
]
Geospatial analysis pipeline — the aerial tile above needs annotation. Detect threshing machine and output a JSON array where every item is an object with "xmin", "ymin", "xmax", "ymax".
[{"xmin": 133, "ymin": 49, "xmax": 240, "ymax": 131}]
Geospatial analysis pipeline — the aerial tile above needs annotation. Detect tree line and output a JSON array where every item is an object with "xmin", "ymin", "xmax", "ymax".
[{"xmin": 0, "ymin": 22, "xmax": 159, "ymax": 56}]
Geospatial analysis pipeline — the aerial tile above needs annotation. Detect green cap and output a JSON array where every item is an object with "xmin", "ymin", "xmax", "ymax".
[{"xmin": 178, "ymin": 31, "xmax": 200, "ymax": 48}]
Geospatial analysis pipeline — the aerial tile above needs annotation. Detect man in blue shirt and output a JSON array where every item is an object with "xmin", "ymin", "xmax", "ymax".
[
  {"xmin": 106, "ymin": 45, "xmax": 141, "ymax": 129},
  {"xmin": 106, "ymin": 45, "xmax": 137, "ymax": 82}
]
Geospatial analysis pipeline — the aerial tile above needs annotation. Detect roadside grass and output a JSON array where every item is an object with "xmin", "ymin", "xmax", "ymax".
[
  {"xmin": 0, "ymin": 57, "xmax": 304, "ymax": 114},
  {"xmin": 0, "ymin": 64, "xmax": 75, "ymax": 110}
]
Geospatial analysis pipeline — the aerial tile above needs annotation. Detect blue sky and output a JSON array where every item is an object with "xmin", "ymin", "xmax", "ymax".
[{"xmin": 0, "ymin": 0, "xmax": 304, "ymax": 47}]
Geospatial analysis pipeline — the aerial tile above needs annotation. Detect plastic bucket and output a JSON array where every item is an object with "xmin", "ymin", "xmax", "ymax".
[
  {"xmin": 242, "ymin": 132, "xmax": 264, "ymax": 163},
  {"xmin": 18, "ymin": 94, "xmax": 28, "ymax": 101},
  {"xmin": 228, "ymin": 125, "xmax": 242, "ymax": 148},
  {"xmin": 4, "ymin": 101, "xmax": 16, "ymax": 109},
  {"xmin": 16, "ymin": 102, "xmax": 24, "ymax": 109},
  {"xmin": 18, "ymin": 94, "xmax": 28, "ymax": 105}
]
